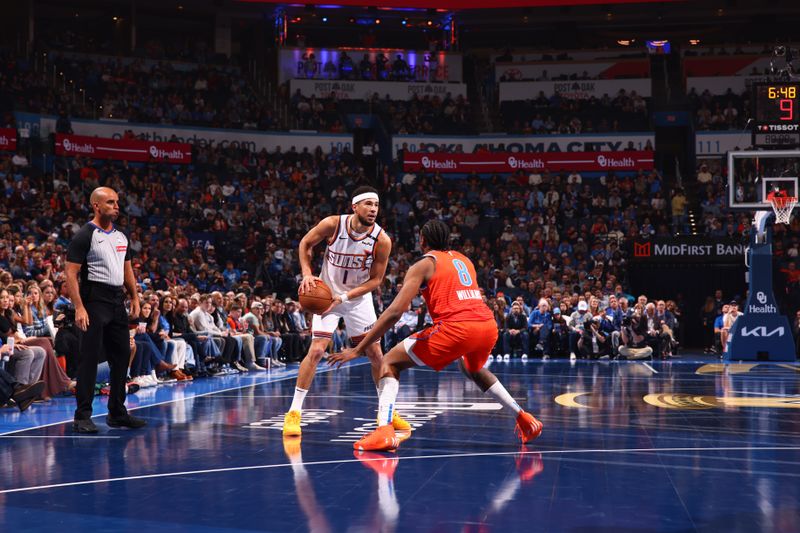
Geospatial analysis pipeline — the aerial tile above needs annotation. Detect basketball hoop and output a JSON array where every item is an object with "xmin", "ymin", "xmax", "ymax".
[{"xmin": 767, "ymin": 192, "xmax": 797, "ymax": 224}]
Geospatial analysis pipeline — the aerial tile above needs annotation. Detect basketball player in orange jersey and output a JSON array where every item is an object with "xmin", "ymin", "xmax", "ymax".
[
  {"xmin": 329, "ymin": 219, "xmax": 543, "ymax": 452},
  {"xmin": 283, "ymin": 186, "xmax": 410, "ymax": 436}
]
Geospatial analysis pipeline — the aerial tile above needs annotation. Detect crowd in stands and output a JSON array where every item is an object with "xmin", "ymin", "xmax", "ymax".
[
  {"xmin": 0, "ymin": 49, "xmax": 283, "ymax": 131},
  {"xmin": 39, "ymin": 30, "xmax": 228, "ymax": 65},
  {"xmin": 500, "ymin": 89, "xmax": 650, "ymax": 133},
  {"xmin": 689, "ymin": 88, "xmax": 751, "ymax": 131},
  {"xmin": 48, "ymin": 53, "xmax": 282, "ymax": 130},
  {"xmin": 291, "ymin": 88, "xmax": 473, "ymax": 134},
  {"xmin": 0, "ymin": 125, "xmax": 699, "ymax": 404},
  {"xmin": 1, "ymin": 37, "xmax": 799, "ymax": 409}
]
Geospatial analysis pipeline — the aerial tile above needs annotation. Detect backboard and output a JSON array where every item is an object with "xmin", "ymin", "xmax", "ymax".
[{"xmin": 727, "ymin": 150, "xmax": 799, "ymax": 211}]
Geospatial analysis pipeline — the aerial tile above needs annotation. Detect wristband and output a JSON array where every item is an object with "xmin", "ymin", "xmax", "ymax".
[{"xmin": 338, "ymin": 293, "xmax": 349, "ymax": 304}]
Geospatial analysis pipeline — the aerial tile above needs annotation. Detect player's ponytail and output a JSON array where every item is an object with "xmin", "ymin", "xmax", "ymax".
[{"xmin": 421, "ymin": 220, "xmax": 450, "ymax": 251}]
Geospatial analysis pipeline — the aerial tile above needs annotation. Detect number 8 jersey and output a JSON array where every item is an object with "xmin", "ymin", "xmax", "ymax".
[
  {"xmin": 320, "ymin": 214, "xmax": 385, "ymax": 295},
  {"xmin": 420, "ymin": 250, "xmax": 494, "ymax": 323}
]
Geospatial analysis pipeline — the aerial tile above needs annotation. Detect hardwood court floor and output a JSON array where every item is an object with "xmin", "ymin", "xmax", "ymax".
[{"xmin": 1, "ymin": 355, "xmax": 799, "ymax": 532}]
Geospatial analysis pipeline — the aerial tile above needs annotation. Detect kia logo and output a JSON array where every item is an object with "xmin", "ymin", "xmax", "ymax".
[
  {"xmin": 508, "ymin": 156, "xmax": 518, "ymax": 169},
  {"xmin": 597, "ymin": 155, "xmax": 607, "ymax": 167},
  {"xmin": 421, "ymin": 156, "xmax": 431, "ymax": 168},
  {"xmin": 756, "ymin": 291, "xmax": 767, "ymax": 304}
]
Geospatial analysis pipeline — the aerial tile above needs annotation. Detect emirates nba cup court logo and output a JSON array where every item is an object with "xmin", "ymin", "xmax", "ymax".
[{"xmin": 633, "ymin": 242, "xmax": 651, "ymax": 257}]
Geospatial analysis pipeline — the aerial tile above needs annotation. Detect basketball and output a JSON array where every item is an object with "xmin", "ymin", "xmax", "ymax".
[{"xmin": 299, "ymin": 280, "xmax": 333, "ymax": 315}]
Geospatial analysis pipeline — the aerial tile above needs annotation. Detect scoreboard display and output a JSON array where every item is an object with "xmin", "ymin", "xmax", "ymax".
[{"xmin": 752, "ymin": 82, "xmax": 800, "ymax": 148}]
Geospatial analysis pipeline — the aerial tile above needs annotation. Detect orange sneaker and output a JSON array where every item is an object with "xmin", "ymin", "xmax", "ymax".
[
  {"xmin": 354, "ymin": 424, "xmax": 399, "ymax": 452},
  {"xmin": 515, "ymin": 451, "xmax": 544, "ymax": 482},
  {"xmin": 514, "ymin": 411, "xmax": 543, "ymax": 444},
  {"xmin": 354, "ymin": 450, "xmax": 399, "ymax": 478}
]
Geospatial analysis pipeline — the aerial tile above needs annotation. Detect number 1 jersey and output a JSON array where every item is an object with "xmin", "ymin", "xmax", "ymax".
[{"xmin": 320, "ymin": 215, "xmax": 384, "ymax": 296}]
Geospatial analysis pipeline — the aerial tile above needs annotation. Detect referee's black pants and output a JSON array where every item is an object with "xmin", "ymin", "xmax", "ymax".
[{"xmin": 75, "ymin": 289, "xmax": 130, "ymax": 421}]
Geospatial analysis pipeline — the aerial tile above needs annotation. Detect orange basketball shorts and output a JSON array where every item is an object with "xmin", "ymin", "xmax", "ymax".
[{"xmin": 402, "ymin": 319, "xmax": 498, "ymax": 373}]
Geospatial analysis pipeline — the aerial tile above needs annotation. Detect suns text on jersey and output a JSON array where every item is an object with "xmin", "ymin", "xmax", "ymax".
[{"xmin": 326, "ymin": 250, "xmax": 372, "ymax": 270}]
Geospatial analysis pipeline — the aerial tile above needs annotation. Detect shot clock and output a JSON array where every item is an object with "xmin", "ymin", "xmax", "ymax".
[{"xmin": 752, "ymin": 82, "xmax": 800, "ymax": 148}]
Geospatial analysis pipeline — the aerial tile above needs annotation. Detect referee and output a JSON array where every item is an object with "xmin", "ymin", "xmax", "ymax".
[{"xmin": 66, "ymin": 187, "xmax": 146, "ymax": 433}]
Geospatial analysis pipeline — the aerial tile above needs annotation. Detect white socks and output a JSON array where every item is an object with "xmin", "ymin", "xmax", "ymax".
[
  {"xmin": 377, "ymin": 377, "xmax": 399, "ymax": 426},
  {"xmin": 485, "ymin": 381, "xmax": 522, "ymax": 414},
  {"xmin": 290, "ymin": 387, "xmax": 308, "ymax": 412}
]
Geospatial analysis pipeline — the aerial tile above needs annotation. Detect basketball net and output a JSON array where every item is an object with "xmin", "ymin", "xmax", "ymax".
[{"xmin": 766, "ymin": 190, "xmax": 797, "ymax": 224}]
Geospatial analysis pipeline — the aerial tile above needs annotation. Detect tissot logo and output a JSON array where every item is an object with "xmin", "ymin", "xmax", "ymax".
[{"xmin": 633, "ymin": 242, "xmax": 651, "ymax": 257}]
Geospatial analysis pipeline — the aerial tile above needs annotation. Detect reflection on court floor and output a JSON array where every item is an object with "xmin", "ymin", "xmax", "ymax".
[{"xmin": 1, "ymin": 357, "xmax": 799, "ymax": 532}]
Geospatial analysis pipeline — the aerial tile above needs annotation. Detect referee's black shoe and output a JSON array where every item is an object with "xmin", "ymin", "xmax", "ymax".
[
  {"xmin": 106, "ymin": 413, "xmax": 147, "ymax": 429},
  {"xmin": 73, "ymin": 418, "xmax": 99, "ymax": 434}
]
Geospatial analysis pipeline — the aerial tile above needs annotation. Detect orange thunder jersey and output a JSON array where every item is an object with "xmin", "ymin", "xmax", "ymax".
[{"xmin": 419, "ymin": 250, "xmax": 494, "ymax": 323}]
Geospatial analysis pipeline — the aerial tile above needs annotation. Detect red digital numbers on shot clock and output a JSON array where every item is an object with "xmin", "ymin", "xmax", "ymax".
[{"xmin": 755, "ymin": 83, "xmax": 800, "ymax": 124}]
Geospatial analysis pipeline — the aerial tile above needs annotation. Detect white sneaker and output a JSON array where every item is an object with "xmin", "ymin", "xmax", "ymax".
[
  {"xmin": 249, "ymin": 364, "xmax": 267, "ymax": 371},
  {"xmin": 521, "ymin": 354, "xmax": 529, "ymax": 362},
  {"xmin": 503, "ymin": 354, "xmax": 510, "ymax": 362},
  {"xmin": 487, "ymin": 355, "xmax": 494, "ymax": 363},
  {"xmin": 570, "ymin": 352, "xmax": 577, "ymax": 361},
  {"xmin": 271, "ymin": 358, "xmax": 286, "ymax": 367},
  {"xmin": 541, "ymin": 354, "xmax": 549, "ymax": 361}
]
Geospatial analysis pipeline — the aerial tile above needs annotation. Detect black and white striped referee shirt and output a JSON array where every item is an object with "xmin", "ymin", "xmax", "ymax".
[{"xmin": 67, "ymin": 222, "xmax": 131, "ymax": 287}]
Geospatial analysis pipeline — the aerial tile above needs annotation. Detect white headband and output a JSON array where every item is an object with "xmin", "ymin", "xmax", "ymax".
[{"xmin": 352, "ymin": 192, "xmax": 379, "ymax": 204}]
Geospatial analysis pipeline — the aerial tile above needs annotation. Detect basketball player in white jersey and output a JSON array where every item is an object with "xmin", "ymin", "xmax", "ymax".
[{"xmin": 283, "ymin": 186, "xmax": 410, "ymax": 436}]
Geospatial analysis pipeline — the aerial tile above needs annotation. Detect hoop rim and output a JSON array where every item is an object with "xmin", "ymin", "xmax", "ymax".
[
  {"xmin": 767, "ymin": 195, "xmax": 798, "ymax": 206},
  {"xmin": 767, "ymin": 194, "xmax": 797, "ymax": 223}
]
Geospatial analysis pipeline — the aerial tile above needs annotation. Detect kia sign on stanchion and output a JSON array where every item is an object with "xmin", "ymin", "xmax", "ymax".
[
  {"xmin": 55, "ymin": 134, "xmax": 192, "ymax": 164},
  {"xmin": 403, "ymin": 151, "xmax": 654, "ymax": 173},
  {"xmin": 0, "ymin": 128, "xmax": 17, "ymax": 152}
]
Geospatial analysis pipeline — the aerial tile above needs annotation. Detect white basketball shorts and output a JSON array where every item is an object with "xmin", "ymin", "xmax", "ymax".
[{"xmin": 311, "ymin": 294, "xmax": 377, "ymax": 342}]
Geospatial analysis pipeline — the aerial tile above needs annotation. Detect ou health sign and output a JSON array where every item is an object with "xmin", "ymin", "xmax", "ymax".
[
  {"xmin": 55, "ymin": 134, "xmax": 192, "ymax": 164},
  {"xmin": 0, "ymin": 128, "xmax": 17, "ymax": 152},
  {"xmin": 403, "ymin": 151, "xmax": 654, "ymax": 173}
]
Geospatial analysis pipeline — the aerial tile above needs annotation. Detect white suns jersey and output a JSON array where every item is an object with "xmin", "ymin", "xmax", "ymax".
[{"xmin": 320, "ymin": 214, "xmax": 384, "ymax": 295}]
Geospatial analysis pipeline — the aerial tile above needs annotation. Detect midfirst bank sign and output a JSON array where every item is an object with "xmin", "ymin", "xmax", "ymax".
[{"xmin": 632, "ymin": 239, "xmax": 745, "ymax": 263}]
